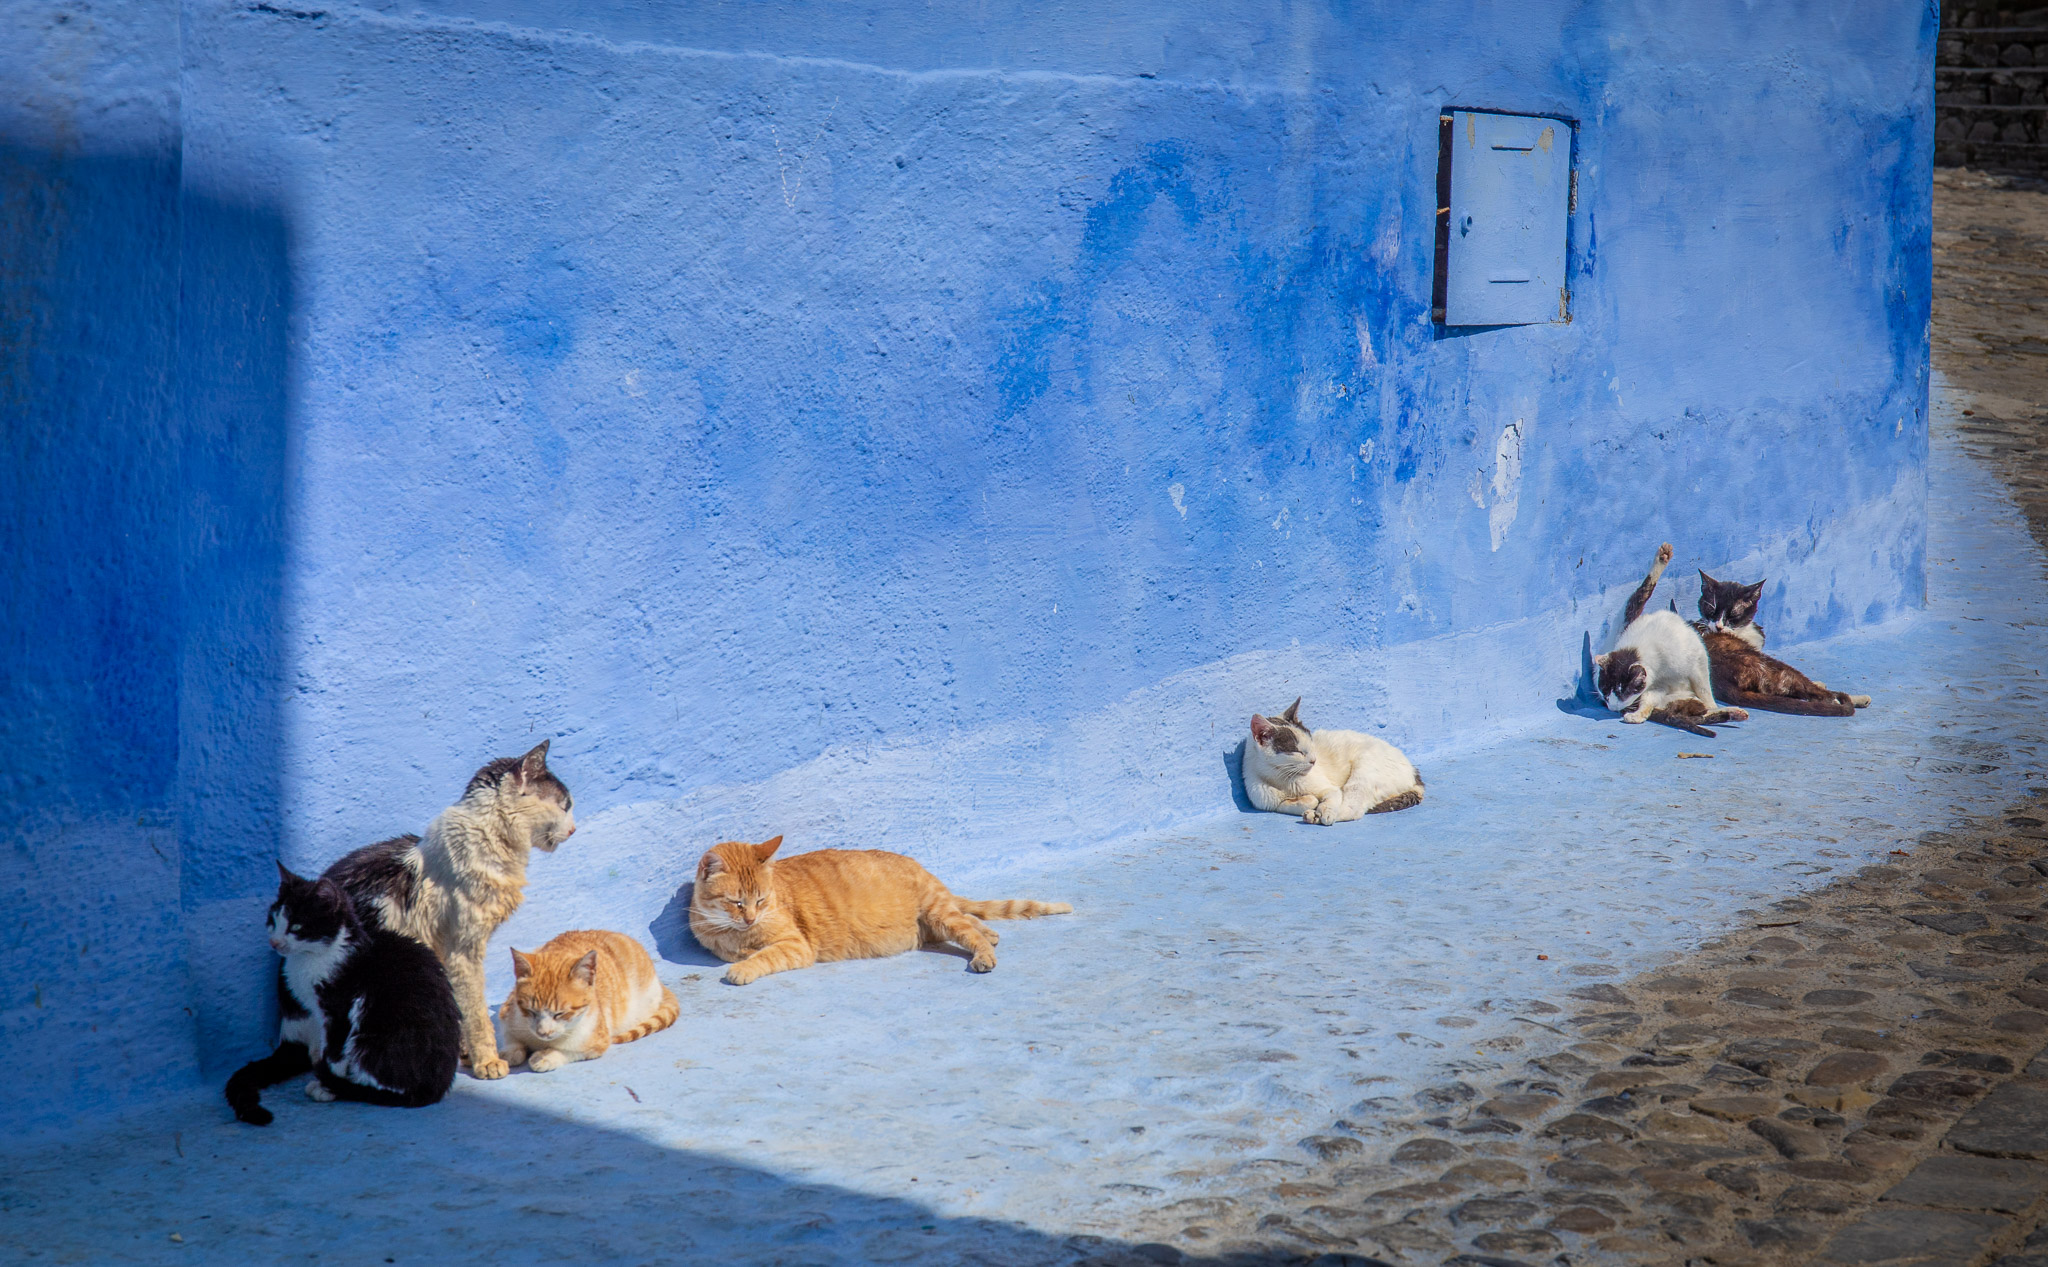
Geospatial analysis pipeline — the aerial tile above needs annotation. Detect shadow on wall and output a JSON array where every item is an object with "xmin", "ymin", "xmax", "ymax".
[
  {"xmin": 8, "ymin": 1087, "xmax": 1374, "ymax": 1266},
  {"xmin": 0, "ymin": 138, "xmax": 293, "ymax": 1131}
]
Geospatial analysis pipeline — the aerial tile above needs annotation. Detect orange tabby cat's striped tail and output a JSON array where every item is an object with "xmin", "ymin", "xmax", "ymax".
[
  {"xmin": 616, "ymin": 985, "xmax": 680, "ymax": 1044},
  {"xmin": 957, "ymin": 898, "xmax": 1072, "ymax": 920}
]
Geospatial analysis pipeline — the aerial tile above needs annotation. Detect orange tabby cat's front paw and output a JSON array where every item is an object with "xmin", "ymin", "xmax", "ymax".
[
  {"xmin": 470, "ymin": 1056, "xmax": 510, "ymax": 1080},
  {"xmin": 968, "ymin": 950, "xmax": 996, "ymax": 973},
  {"xmin": 723, "ymin": 961, "xmax": 761, "ymax": 986}
]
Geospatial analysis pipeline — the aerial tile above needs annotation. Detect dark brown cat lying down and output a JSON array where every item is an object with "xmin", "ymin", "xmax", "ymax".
[{"xmin": 1695, "ymin": 571, "xmax": 1871, "ymax": 717}]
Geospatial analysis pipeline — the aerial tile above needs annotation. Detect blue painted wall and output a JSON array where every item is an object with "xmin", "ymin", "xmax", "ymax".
[{"xmin": 2, "ymin": 0, "xmax": 1932, "ymax": 1131}]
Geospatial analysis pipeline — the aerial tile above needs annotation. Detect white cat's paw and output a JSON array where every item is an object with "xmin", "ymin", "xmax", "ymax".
[
  {"xmin": 527, "ymin": 1048, "xmax": 570, "ymax": 1073},
  {"xmin": 305, "ymin": 1078, "xmax": 336, "ymax": 1102}
]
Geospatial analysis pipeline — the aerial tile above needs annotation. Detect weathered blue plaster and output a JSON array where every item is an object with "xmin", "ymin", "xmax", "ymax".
[{"xmin": 3, "ymin": 0, "xmax": 1932, "ymax": 1133}]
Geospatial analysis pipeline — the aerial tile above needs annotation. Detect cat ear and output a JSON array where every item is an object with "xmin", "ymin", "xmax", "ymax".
[
  {"xmin": 754, "ymin": 835, "xmax": 784, "ymax": 863},
  {"xmin": 275, "ymin": 860, "xmax": 303, "ymax": 885},
  {"xmin": 1591, "ymin": 653, "xmax": 1609, "ymax": 669},
  {"xmin": 1280, "ymin": 697, "xmax": 1303, "ymax": 725},
  {"xmin": 571, "ymin": 950, "xmax": 598, "ymax": 985},
  {"xmin": 1250, "ymin": 715, "xmax": 1275, "ymax": 744},
  {"xmin": 510, "ymin": 948, "xmax": 533, "ymax": 980},
  {"xmin": 312, "ymin": 876, "xmax": 350, "ymax": 910},
  {"xmin": 1745, "ymin": 580, "xmax": 1767, "ymax": 600},
  {"xmin": 696, "ymin": 849, "xmax": 725, "ymax": 885},
  {"xmin": 519, "ymin": 740, "xmax": 551, "ymax": 782}
]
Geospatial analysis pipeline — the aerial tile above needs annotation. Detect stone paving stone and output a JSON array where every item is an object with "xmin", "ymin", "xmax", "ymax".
[
  {"xmin": 1881, "ymin": 1153, "xmax": 2048, "ymax": 1214},
  {"xmin": 1950, "ymin": 1083, "xmax": 2048, "ymax": 1160},
  {"xmin": 1810, "ymin": 1052, "xmax": 1892, "ymax": 1086},
  {"xmin": 1813, "ymin": 1208, "xmax": 2011, "ymax": 1265}
]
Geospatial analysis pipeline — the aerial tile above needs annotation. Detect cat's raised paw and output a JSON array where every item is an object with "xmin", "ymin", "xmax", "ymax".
[
  {"xmin": 305, "ymin": 1079, "xmax": 337, "ymax": 1102},
  {"xmin": 1655, "ymin": 542, "xmax": 1673, "ymax": 566},
  {"xmin": 527, "ymin": 1049, "xmax": 569, "ymax": 1073},
  {"xmin": 469, "ymin": 1056, "xmax": 511, "ymax": 1080}
]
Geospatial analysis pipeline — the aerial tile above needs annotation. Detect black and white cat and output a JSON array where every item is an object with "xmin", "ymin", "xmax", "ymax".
[
  {"xmin": 1592, "ymin": 543, "xmax": 1749, "ymax": 737},
  {"xmin": 225, "ymin": 864, "xmax": 461, "ymax": 1125}
]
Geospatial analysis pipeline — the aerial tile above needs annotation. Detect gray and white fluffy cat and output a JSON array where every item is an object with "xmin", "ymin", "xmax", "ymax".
[{"xmin": 1242, "ymin": 698, "xmax": 1423, "ymax": 823}]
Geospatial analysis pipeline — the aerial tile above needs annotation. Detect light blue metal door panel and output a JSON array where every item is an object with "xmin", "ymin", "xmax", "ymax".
[{"xmin": 1444, "ymin": 111, "xmax": 1570, "ymax": 326}]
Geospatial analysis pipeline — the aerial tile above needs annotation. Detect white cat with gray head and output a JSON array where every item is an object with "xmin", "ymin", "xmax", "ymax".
[{"xmin": 1241, "ymin": 698, "xmax": 1423, "ymax": 824}]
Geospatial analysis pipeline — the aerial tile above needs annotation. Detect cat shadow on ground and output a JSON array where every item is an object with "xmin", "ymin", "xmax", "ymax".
[
  {"xmin": 1224, "ymin": 739, "xmax": 1257, "ymax": 812},
  {"xmin": 1557, "ymin": 630, "xmax": 1619, "ymax": 721},
  {"xmin": 648, "ymin": 883, "xmax": 727, "ymax": 968}
]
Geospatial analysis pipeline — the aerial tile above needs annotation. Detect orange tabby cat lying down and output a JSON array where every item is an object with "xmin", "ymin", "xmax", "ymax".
[
  {"xmin": 496, "ymin": 930, "xmax": 679, "ymax": 1072},
  {"xmin": 688, "ymin": 836, "xmax": 1072, "ymax": 984}
]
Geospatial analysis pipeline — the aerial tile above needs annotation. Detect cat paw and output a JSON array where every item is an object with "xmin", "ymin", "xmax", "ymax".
[
  {"xmin": 233, "ymin": 1104, "xmax": 273, "ymax": 1126},
  {"xmin": 1655, "ymin": 542, "xmax": 1673, "ymax": 566},
  {"xmin": 968, "ymin": 951, "xmax": 997, "ymax": 973},
  {"xmin": 304, "ymin": 1079, "xmax": 336, "ymax": 1102},
  {"xmin": 1620, "ymin": 711, "xmax": 1648, "ymax": 724},
  {"xmin": 469, "ymin": 1056, "xmax": 511, "ymax": 1080},
  {"xmin": 1850, "ymin": 694, "xmax": 1871, "ymax": 708},
  {"xmin": 1722, "ymin": 707, "xmax": 1749, "ymax": 722},
  {"xmin": 527, "ymin": 1049, "xmax": 569, "ymax": 1073},
  {"xmin": 723, "ymin": 964, "xmax": 759, "ymax": 986}
]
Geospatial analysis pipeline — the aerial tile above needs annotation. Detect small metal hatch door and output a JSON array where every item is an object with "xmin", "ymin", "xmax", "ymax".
[{"xmin": 1438, "ymin": 110, "xmax": 1571, "ymax": 326}]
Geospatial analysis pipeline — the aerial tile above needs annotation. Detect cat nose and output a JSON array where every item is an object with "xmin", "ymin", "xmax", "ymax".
[{"xmin": 562, "ymin": 824, "xmax": 576, "ymax": 838}]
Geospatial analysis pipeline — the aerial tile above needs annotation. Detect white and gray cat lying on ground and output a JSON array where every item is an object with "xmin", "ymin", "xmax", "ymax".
[{"xmin": 1242, "ymin": 698, "xmax": 1424, "ymax": 823}]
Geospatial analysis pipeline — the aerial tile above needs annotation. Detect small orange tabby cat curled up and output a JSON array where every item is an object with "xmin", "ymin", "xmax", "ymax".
[
  {"xmin": 496, "ymin": 930, "xmax": 679, "ymax": 1072},
  {"xmin": 689, "ymin": 836, "xmax": 1072, "ymax": 984}
]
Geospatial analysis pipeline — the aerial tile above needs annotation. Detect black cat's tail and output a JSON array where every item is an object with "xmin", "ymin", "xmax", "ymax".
[
  {"xmin": 226, "ymin": 1042, "xmax": 313, "ymax": 1126},
  {"xmin": 1718, "ymin": 687, "xmax": 1856, "ymax": 717}
]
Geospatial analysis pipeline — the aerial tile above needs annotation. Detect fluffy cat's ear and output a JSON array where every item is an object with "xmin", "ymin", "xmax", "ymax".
[
  {"xmin": 312, "ymin": 876, "xmax": 348, "ymax": 907},
  {"xmin": 1280, "ymin": 697, "xmax": 1303, "ymax": 725},
  {"xmin": 696, "ymin": 849, "xmax": 725, "ymax": 885},
  {"xmin": 571, "ymin": 950, "xmax": 599, "ymax": 986},
  {"xmin": 1744, "ymin": 580, "xmax": 1767, "ymax": 601},
  {"xmin": 510, "ymin": 948, "xmax": 533, "ymax": 980},
  {"xmin": 519, "ymin": 740, "xmax": 551, "ymax": 782},
  {"xmin": 275, "ymin": 860, "xmax": 304, "ymax": 886},
  {"xmin": 1592, "ymin": 653, "xmax": 1610, "ymax": 669},
  {"xmin": 1250, "ymin": 714, "xmax": 1275, "ymax": 744},
  {"xmin": 753, "ymin": 835, "xmax": 784, "ymax": 863}
]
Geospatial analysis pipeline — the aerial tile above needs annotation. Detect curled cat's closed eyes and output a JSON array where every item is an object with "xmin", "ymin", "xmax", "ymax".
[{"xmin": 1241, "ymin": 697, "xmax": 1423, "ymax": 823}]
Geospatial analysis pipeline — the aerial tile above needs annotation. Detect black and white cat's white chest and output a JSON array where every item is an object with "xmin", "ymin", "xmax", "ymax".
[{"xmin": 277, "ymin": 928, "xmax": 356, "ymax": 1057}]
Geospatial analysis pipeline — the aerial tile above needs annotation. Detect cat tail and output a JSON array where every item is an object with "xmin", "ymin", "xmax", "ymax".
[
  {"xmin": 1717, "ymin": 687, "xmax": 1856, "ymax": 717},
  {"xmin": 1646, "ymin": 706, "xmax": 1717, "ymax": 737},
  {"xmin": 617, "ymin": 986, "xmax": 680, "ymax": 1044},
  {"xmin": 1367, "ymin": 785, "xmax": 1424, "ymax": 814},
  {"xmin": 957, "ymin": 898, "xmax": 1074, "ymax": 921},
  {"xmin": 225, "ymin": 1041, "xmax": 313, "ymax": 1126}
]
